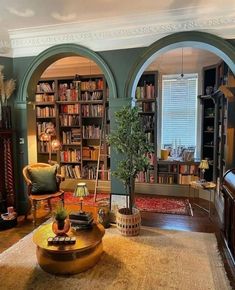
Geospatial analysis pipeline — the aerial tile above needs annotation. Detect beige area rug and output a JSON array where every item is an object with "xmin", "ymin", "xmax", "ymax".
[{"xmin": 0, "ymin": 226, "xmax": 231, "ymax": 290}]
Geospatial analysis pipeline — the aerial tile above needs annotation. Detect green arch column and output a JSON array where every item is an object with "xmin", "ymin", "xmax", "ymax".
[
  {"xmin": 18, "ymin": 43, "xmax": 117, "ymax": 103},
  {"xmin": 126, "ymin": 31, "xmax": 235, "ymax": 98}
]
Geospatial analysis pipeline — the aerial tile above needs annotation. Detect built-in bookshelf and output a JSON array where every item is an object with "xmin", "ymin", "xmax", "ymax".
[
  {"xmin": 35, "ymin": 79, "xmax": 57, "ymax": 163},
  {"xmin": 199, "ymin": 61, "xmax": 235, "ymax": 185},
  {"xmin": 35, "ymin": 75, "xmax": 110, "ymax": 182},
  {"xmin": 135, "ymin": 71, "xmax": 158, "ymax": 183},
  {"xmin": 156, "ymin": 160, "xmax": 199, "ymax": 185}
]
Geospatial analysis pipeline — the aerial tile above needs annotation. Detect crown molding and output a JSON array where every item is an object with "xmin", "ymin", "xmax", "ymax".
[{"xmin": 7, "ymin": 9, "xmax": 235, "ymax": 58}]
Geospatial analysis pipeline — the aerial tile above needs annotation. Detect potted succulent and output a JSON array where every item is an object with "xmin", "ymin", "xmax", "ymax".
[
  {"xmin": 108, "ymin": 105, "xmax": 153, "ymax": 235},
  {"xmin": 52, "ymin": 202, "xmax": 70, "ymax": 235}
]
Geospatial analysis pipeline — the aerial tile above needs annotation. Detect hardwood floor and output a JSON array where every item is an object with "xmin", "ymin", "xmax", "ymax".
[{"xmin": 0, "ymin": 196, "xmax": 234, "ymax": 288}]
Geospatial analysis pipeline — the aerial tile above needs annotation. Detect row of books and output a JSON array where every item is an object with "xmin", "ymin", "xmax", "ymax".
[
  {"xmin": 81, "ymin": 164, "xmax": 110, "ymax": 180},
  {"xmin": 81, "ymin": 104, "xmax": 103, "ymax": 117},
  {"xmin": 59, "ymin": 115, "xmax": 80, "ymax": 127},
  {"xmin": 157, "ymin": 174, "xmax": 177, "ymax": 184},
  {"xmin": 178, "ymin": 174, "xmax": 199, "ymax": 185},
  {"xmin": 179, "ymin": 165, "xmax": 199, "ymax": 175},
  {"xmin": 37, "ymin": 82, "xmax": 54, "ymax": 93},
  {"xmin": 82, "ymin": 146, "xmax": 99, "ymax": 160},
  {"xmin": 58, "ymin": 83, "xmax": 79, "ymax": 101},
  {"xmin": 137, "ymin": 102, "xmax": 155, "ymax": 113},
  {"xmin": 37, "ymin": 141, "xmax": 57, "ymax": 153},
  {"xmin": 82, "ymin": 125, "xmax": 101, "ymax": 139},
  {"xmin": 36, "ymin": 121, "xmax": 55, "ymax": 136},
  {"xmin": 140, "ymin": 115, "xmax": 154, "ymax": 130},
  {"xmin": 61, "ymin": 165, "xmax": 81, "ymax": 179},
  {"xmin": 136, "ymin": 170, "xmax": 155, "ymax": 183},
  {"xmin": 35, "ymin": 94, "xmax": 55, "ymax": 102},
  {"xmin": 36, "ymin": 106, "xmax": 55, "ymax": 118},
  {"xmin": 60, "ymin": 104, "xmax": 80, "ymax": 114},
  {"xmin": 145, "ymin": 132, "xmax": 154, "ymax": 143},
  {"xmin": 81, "ymin": 91, "xmax": 103, "ymax": 101},
  {"xmin": 80, "ymin": 79, "xmax": 103, "ymax": 91},
  {"xmin": 60, "ymin": 150, "xmax": 81, "ymax": 163},
  {"xmin": 61, "ymin": 129, "xmax": 81, "ymax": 144},
  {"xmin": 136, "ymin": 84, "xmax": 155, "ymax": 99}
]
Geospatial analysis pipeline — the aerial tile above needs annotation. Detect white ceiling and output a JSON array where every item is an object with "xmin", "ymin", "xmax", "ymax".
[{"xmin": 0, "ymin": 0, "xmax": 235, "ymax": 57}]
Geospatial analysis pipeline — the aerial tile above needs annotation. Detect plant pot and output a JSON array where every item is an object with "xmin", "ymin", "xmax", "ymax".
[
  {"xmin": 52, "ymin": 218, "xmax": 70, "ymax": 236},
  {"xmin": 116, "ymin": 207, "xmax": 141, "ymax": 236}
]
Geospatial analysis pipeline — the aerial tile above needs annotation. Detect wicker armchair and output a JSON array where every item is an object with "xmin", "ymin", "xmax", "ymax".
[{"xmin": 23, "ymin": 163, "xmax": 64, "ymax": 225}]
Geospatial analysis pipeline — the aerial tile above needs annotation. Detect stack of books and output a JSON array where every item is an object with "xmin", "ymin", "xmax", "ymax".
[{"xmin": 69, "ymin": 212, "xmax": 93, "ymax": 230}]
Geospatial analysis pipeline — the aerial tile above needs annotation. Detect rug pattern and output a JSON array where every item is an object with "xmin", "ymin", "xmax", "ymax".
[
  {"xmin": 0, "ymin": 225, "xmax": 231, "ymax": 290},
  {"xmin": 64, "ymin": 193, "xmax": 193, "ymax": 216}
]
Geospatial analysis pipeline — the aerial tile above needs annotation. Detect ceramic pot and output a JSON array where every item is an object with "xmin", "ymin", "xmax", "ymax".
[{"xmin": 52, "ymin": 218, "xmax": 70, "ymax": 236}]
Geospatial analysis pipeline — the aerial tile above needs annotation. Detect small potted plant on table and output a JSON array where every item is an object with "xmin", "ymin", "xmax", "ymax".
[
  {"xmin": 108, "ymin": 105, "xmax": 153, "ymax": 236},
  {"xmin": 52, "ymin": 202, "xmax": 70, "ymax": 236}
]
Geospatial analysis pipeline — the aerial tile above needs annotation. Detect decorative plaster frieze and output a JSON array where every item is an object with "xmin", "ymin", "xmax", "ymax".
[{"xmin": 8, "ymin": 11, "xmax": 235, "ymax": 58}]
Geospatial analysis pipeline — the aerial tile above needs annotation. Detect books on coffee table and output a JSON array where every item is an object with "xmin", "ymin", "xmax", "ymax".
[{"xmin": 69, "ymin": 212, "xmax": 93, "ymax": 230}]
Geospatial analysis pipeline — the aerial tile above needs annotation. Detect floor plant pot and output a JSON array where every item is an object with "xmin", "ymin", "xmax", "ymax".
[{"xmin": 116, "ymin": 207, "xmax": 141, "ymax": 236}]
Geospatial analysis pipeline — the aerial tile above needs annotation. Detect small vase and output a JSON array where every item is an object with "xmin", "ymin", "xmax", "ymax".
[{"xmin": 52, "ymin": 218, "xmax": 70, "ymax": 236}]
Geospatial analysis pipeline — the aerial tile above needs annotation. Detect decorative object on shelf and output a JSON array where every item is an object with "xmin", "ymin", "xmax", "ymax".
[
  {"xmin": 74, "ymin": 182, "xmax": 89, "ymax": 213},
  {"xmin": 39, "ymin": 126, "xmax": 60, "ymax": 164},
  {"xmin": 52, "ymin": 202, "xmax": 70, "ymax": 236},
  {"xmin": 161, "ymin": 149, "xmax": 169, "ymax": 160},
  {"xmin": 199, "ymin": 159, "xmax": 209, "ymax": 182},
  {"xmin": 108, "ymin": 105, "xmax": 153, "ymax": 235},
  {"xmin": 0, "ymin": 66, "xmax": 16, "ymax": 129}
]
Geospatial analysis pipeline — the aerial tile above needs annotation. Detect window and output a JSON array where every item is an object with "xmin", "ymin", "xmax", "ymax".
[{"xmin": 161, "ymin": 74, "xmax": 198, "ymax": 148}]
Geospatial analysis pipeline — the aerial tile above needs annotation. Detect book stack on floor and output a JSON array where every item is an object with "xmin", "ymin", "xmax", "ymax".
[{"xmin": 69, "ymin": 212, "xmax": 93, "ymax": 230}]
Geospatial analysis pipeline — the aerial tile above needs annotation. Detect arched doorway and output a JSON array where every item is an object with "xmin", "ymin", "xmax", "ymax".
[{"xmin": 126, "ymin": 31, "xmax": 235, "ymax": 98}]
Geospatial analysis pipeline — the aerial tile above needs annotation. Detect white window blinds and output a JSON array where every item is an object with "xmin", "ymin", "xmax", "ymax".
[{"xmin": 161, "ymin": 74, "xmax": 198, "ymax": 148}]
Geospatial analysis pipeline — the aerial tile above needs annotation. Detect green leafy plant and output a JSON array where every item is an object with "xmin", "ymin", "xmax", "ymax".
[
  {"xmin": 108, "ymin": 105, "xmax": 153, "ymax": 214},
  {"xmin": 53, "ymin": 202, "xmax": 68, "ymax": 220}
]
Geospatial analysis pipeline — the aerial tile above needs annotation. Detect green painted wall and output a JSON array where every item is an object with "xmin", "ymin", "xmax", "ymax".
[{"xmin": 2, "ymin": 34, "xmax": 235, "ymax": 213}]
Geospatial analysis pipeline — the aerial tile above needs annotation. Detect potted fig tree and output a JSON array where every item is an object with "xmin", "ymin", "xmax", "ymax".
[{"xmin": 108, "ymin": 105, "xmax": 153, "ymax": 235}]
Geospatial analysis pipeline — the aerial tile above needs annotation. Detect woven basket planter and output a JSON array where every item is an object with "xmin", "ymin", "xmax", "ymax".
[{"xmin": 116, "ymin": 208, "xmax": 141, "ymax": 236}]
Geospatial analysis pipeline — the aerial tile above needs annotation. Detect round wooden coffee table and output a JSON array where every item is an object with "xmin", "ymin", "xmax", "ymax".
[{"xmin": 33, "ymin": 222, "xmax": 105, "ymax": 275}]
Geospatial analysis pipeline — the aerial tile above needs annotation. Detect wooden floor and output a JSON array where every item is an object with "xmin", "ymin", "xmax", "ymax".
[{"xmin": 0, "ymin": 196, "xmax": 234, "ymax": 288}]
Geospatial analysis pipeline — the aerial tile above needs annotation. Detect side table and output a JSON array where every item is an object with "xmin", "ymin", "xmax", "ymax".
[{"xmin": 189, "ymin": 181, "xmax": 216, "ymax": 217}]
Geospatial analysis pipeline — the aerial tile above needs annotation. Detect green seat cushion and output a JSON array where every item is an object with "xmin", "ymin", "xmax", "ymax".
[{"xmin": 27, "ymin": 165, "xmax": 58, "ymax": 194}]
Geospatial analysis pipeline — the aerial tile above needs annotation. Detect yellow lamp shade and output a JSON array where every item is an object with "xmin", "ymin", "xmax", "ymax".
[
  {"xmin": 74, "ymin": 183, "xmax": 89, "ymax": 198},
  {"xmin": 199, "ymin": 160, "xmax": 209, "ymax": 170}
]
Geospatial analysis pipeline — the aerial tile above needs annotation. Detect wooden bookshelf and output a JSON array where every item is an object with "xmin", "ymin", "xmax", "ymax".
[
  {"xmin": 135, "ymin": 71, "xmax": 158, "ymax": 183},
  {"xmin": 35, "ymin": 75, "xmax": 110, "ymax": 182}
]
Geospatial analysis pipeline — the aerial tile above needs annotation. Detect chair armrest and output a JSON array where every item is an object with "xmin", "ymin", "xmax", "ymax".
[{"xmin": 56, "ymin": 174, "xmax": 65, "ymax": 184}]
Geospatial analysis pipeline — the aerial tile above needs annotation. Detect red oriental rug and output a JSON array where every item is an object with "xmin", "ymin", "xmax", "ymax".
[{"xmin": 63, "ymin": 193, "xmax": 193, "ymax": 216}]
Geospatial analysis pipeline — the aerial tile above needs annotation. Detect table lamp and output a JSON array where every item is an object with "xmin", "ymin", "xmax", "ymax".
[
  {"xmin": 199, "ymin": 159, "xmax": 209, "ymax": 182},
  {"xmin": 39, "ymin": 127, "xmax": 60, "ymax": 164},
  {"xmin": 74, "ymin": 183, "xmax": 89, "ymax": 213}
]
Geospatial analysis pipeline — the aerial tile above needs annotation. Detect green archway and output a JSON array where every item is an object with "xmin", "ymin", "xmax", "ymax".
[
  {"xmin": 126, "ymin": 31, "xmax": 235, "ymax": 98},
  {"xmin": 18, "ymin": 43, "xmax": 117, "ymax": 103}
]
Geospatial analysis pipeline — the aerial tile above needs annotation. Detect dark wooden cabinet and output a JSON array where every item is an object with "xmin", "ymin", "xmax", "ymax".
[
  {"xmin": 199, "ymin": 62, "xmax": 235, "ymax": 183},
  {"xmin": 0, "ymin": 130, "xmax": 15, "ymax": 212},
  {"xmin": 222, "ymin": 168, "xmax": 235, "ymax": 264}
]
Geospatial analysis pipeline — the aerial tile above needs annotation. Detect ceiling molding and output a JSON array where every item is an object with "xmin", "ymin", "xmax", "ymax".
[{"xmin": 8, "ymin": 11, "xmax": 235, "ymax": 58}]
